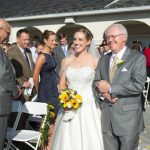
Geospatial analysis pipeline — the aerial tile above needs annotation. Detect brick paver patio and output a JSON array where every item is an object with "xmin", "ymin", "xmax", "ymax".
[{"xmin": 138, "ymin": 106, "xmax": 150, "ymax": 150}]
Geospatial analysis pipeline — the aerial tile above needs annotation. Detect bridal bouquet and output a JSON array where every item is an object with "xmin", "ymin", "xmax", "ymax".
[{"xmin": 58, "ymin": 89, "xmax": 82, "ymax": 110}]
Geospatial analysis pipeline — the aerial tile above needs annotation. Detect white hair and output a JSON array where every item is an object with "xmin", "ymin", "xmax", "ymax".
[{"xmin": 105, "ymin": 23, "xmax": 128, "ymax": 38}]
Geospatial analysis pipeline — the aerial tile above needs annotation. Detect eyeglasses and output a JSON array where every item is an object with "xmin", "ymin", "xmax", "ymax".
[
  {"xmin": 0, "ymin": 27, "xmax": 10, "ymax": 35},
  {"xmin": 105, "ymin": 34, "xmax": 124, "ymax": 40}
]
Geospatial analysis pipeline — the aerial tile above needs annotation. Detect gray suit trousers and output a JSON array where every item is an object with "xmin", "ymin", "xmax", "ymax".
[
  {"xmin": 0, "ymin": 115, "xmax": 8, "ymax": 150},
  {"xmin": 103, "ymin": 125, "xmax": 139, "ymax": 150}
]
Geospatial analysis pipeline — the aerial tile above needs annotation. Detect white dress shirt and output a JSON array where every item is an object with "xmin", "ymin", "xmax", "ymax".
[
  {"xmin": 18, "ymin": 45, "xmax": 33, "ymax": 70},
  {"xmin": 61, "ymin": 45, "xmax": 68, "ymax": 56},
  {"xmin": 110, "ymin": 46, "xmax": 126, "ymax": 67}
]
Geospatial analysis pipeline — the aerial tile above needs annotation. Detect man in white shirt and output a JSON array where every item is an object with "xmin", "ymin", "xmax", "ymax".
[
  {"xmin": 7, "ymin": 29, "xmax": 34, "ymax": 101},
  {"xmin": 53, "ymin": 33, "xmax": 69, "ymax": 82}
]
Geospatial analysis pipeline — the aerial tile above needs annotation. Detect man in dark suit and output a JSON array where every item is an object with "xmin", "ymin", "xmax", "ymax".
[
  {"xmin": 93, "ymin": 23, "xmax": 146, "ymax": 150},
  {"xmin": 0, "ymin": 18, "xmax": 19, "ymax": 150},
  {"xmin": 7, "ymin": 29, "xmax": 34, "ymax": 102},
  {"xmin": 53, "ymin": 33, "xmax": 69, "ymax": 82}
]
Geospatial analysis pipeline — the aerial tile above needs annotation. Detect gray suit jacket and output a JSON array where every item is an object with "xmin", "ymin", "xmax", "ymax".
[
  {"xmin": 93, "ymin": 47, "xmax": 146, "ymax": 136},
  {"xmin": 53, "ymin": 45, "xmax": 66, "ymax": 82},
  {"xmin": 0, "ymin": 47, "xmax": 18, "ymax": 115}
]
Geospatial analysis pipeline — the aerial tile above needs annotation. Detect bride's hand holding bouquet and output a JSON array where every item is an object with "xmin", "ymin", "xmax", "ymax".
[
  {"xmin": 58, "ymin": 89, "xmax": 82, "ymax": 121},
  {"xmin": 59, "ymin": 89, "xmax": 82, "ymax": 110}
]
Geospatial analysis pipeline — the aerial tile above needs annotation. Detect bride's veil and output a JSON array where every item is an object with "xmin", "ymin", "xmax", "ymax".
[
  {"xmin": 88, "ymin": 40, "xmax": 100, "ymax": 58},
  {"xmin": 60, "ymin": 30, "xmax": 99, "ymax": 75}
]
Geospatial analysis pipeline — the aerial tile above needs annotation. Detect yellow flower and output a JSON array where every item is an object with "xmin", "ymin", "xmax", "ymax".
[
  {"xmin": 76, "ymin": 94, "xmax": 82, "ymax": 100},
  {"xmin": 71, "ymin": 99, "xmax": 75, "ymax": 104},
  {"xmin": 77, "ymin": 99, "xmax": 82, "ymax": 103},
  {"xmin": 73, "ymin": 102, "xmax": 79, "ymax": 109},
  {"xmin": 63, "ymin": 103, "xmax": 67, "ymax": 108},
  {"xmin": 59, "ymin": 89, "xmax": 82, "ymax": 110},
  {"xmin": 70, "ymin": 89, "xmax": 75, "ymax": 93},
  {"xmin": 48, "ymin": 104, "xmax": 54, "ymax": 109},
  {"xmin": 67, "ymin": 102, "xmax": 72, "ymax": 108},
  {"xmin": 59, "ymin": 93, "xmax": 69, "ymax": 102},
  {"xmin": 70, "ymin": 94, "xmax": 76, "ymax": 99},
  {"xmin": 50, "ymin": 112, "xmax": 55, "ymax": 118}
]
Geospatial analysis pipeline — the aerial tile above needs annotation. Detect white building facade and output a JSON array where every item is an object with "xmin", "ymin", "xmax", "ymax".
[{"xmin": 7, "ymin": 6, "xmax": 150, "ymax": 47}]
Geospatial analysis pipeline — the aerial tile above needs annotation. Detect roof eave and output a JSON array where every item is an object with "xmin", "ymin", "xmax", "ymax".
[{"xmin": 6, "ymin": 5, "xmax": 150, "ymax": 22}]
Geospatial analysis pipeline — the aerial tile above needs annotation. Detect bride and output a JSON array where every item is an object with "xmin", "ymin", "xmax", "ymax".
[{"xmin": 51, "ymin": 28, "xmax": 104, "ymax": 150}]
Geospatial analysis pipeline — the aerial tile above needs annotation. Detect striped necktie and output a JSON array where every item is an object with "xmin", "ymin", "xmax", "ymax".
[{"xmin": 109, "ymin": 55, "xmax": 118, "ymax": 83}]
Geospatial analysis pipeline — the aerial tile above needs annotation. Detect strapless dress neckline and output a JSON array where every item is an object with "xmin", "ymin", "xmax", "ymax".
[{"xmin": 67, "ymin": 66, "xmax": 95, "ymax": 72}]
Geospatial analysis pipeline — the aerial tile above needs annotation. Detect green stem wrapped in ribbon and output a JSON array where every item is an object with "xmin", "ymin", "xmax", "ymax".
[{"xmin": 39, "ymin": 104, "xmax": 55, "ymax": 148}]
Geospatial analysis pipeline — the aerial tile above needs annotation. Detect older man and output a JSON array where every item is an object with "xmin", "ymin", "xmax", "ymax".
[
  {"xmin": 0, "ymin": 18, "xmax": 19, "ymax": 150},
  {"xmin": 93, "ymin": 23, "xmax": 146, "ymax": 150}
]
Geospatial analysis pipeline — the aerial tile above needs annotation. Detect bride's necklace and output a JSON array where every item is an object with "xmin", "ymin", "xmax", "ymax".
[{"xmin": 74, "ymin": 52, "xmax": 89, "ymax": 68}]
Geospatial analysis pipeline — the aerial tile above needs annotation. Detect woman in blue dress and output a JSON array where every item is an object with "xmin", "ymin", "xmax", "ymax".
[{"xmin": 33, "ymin": 30, "xmax": 59, "ymax": 115}]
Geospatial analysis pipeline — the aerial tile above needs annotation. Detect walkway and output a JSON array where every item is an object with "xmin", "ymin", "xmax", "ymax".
[
  {"xmin": 47, "ymin": 106, "xmax": 150, "ymax": 150},
  {"xmin": 139, "ymin": 106, "xmax": 150, "ymax": 150}
]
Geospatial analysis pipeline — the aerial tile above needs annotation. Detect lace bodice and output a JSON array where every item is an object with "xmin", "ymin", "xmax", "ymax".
[
  {"xmin": 66, "ymin": 66, "xmax": 95, "ymax": 104},
  {"xmin": 66, "ymin": 66, "xmax": 95, "ymax": 87}
]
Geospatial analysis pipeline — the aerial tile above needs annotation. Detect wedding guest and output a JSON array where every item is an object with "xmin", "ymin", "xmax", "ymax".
[
  {"xmin": 93, "ymin": 23, "xmax": 146, "ymax": 150},
  {"xmin": 0, "ymin": 18, "xmax": 19, "ymax": 150},
  {"xmin": 144, "ymin": 47, "xmax": 150, "ymax": 77},
  {"xmin": 102, "ymin": 39, "xmax": 111, "ymax": 55},
  {"xmin": 31, "ymin": 41, "xmax": 44, "ymax": 63},
  {"xmin": 98, "ymin": 40, "xmax": 110, "ymax": 56},
  {"xmin": 53, "ymin": 33, "xmax": 69, "ymax": 83},
  {"xmin": 98, "ymin": 43, "xmax": 104, "ymax": 55},
  {"xmin": 33, "ymin": 30, "xmax": 59, "ymax": 115},
  {"xmin": 7, "ymin": 29, "xmax": 34, "ymax": 102},
  {"xmin": 143, "ymin": 47, "xmax": 150, "ymax": 106},
  {"xmin": 35, "ymin": 41, "xmax": 44, "ymax": 53},
  {"xmin": 131, "ymin": 43, "xmax": 141, "ymax": 52}
]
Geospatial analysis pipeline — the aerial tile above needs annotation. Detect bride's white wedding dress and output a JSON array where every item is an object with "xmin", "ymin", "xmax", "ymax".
[{"xmin": 51, "ymin": 66, "xmax": 104, "ymax": 150}]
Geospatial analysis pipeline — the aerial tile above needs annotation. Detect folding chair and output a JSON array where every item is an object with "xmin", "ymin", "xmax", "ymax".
[
  {"xmin": 31, "ymin": 94, "xmax": 38, "ymax": 102},
  {"xmin": 143, "ymin": 77, "xmax": 150, "ymax": 107},
  {"xmin": 25, "ymin": 114, "xmax": 43, "ymax": 131},
  {"xmin": 5, "ymin": 100, "xmax": 22, "ymax": 150},
  {"xmin": 25, "ymin": 94, "xmax": 41, "ymax": 130},
  {"xmin": 5, "ymin": 101, "xmax": 47, "ymax": 150}
]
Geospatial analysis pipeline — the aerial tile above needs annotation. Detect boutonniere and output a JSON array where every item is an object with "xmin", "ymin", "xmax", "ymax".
[{"xmin": 117, "ymin": 59, "xmax": 124, "ymax": 68}]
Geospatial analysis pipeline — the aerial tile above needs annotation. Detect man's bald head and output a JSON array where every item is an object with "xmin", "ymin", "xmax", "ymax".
[
  {"xmin": 0, "ymin": 18, "xmax": 11, "ymax": 43},
  {"xmin": 0, "ymin": 18, "xmax": 11, "ymax": 32}
]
